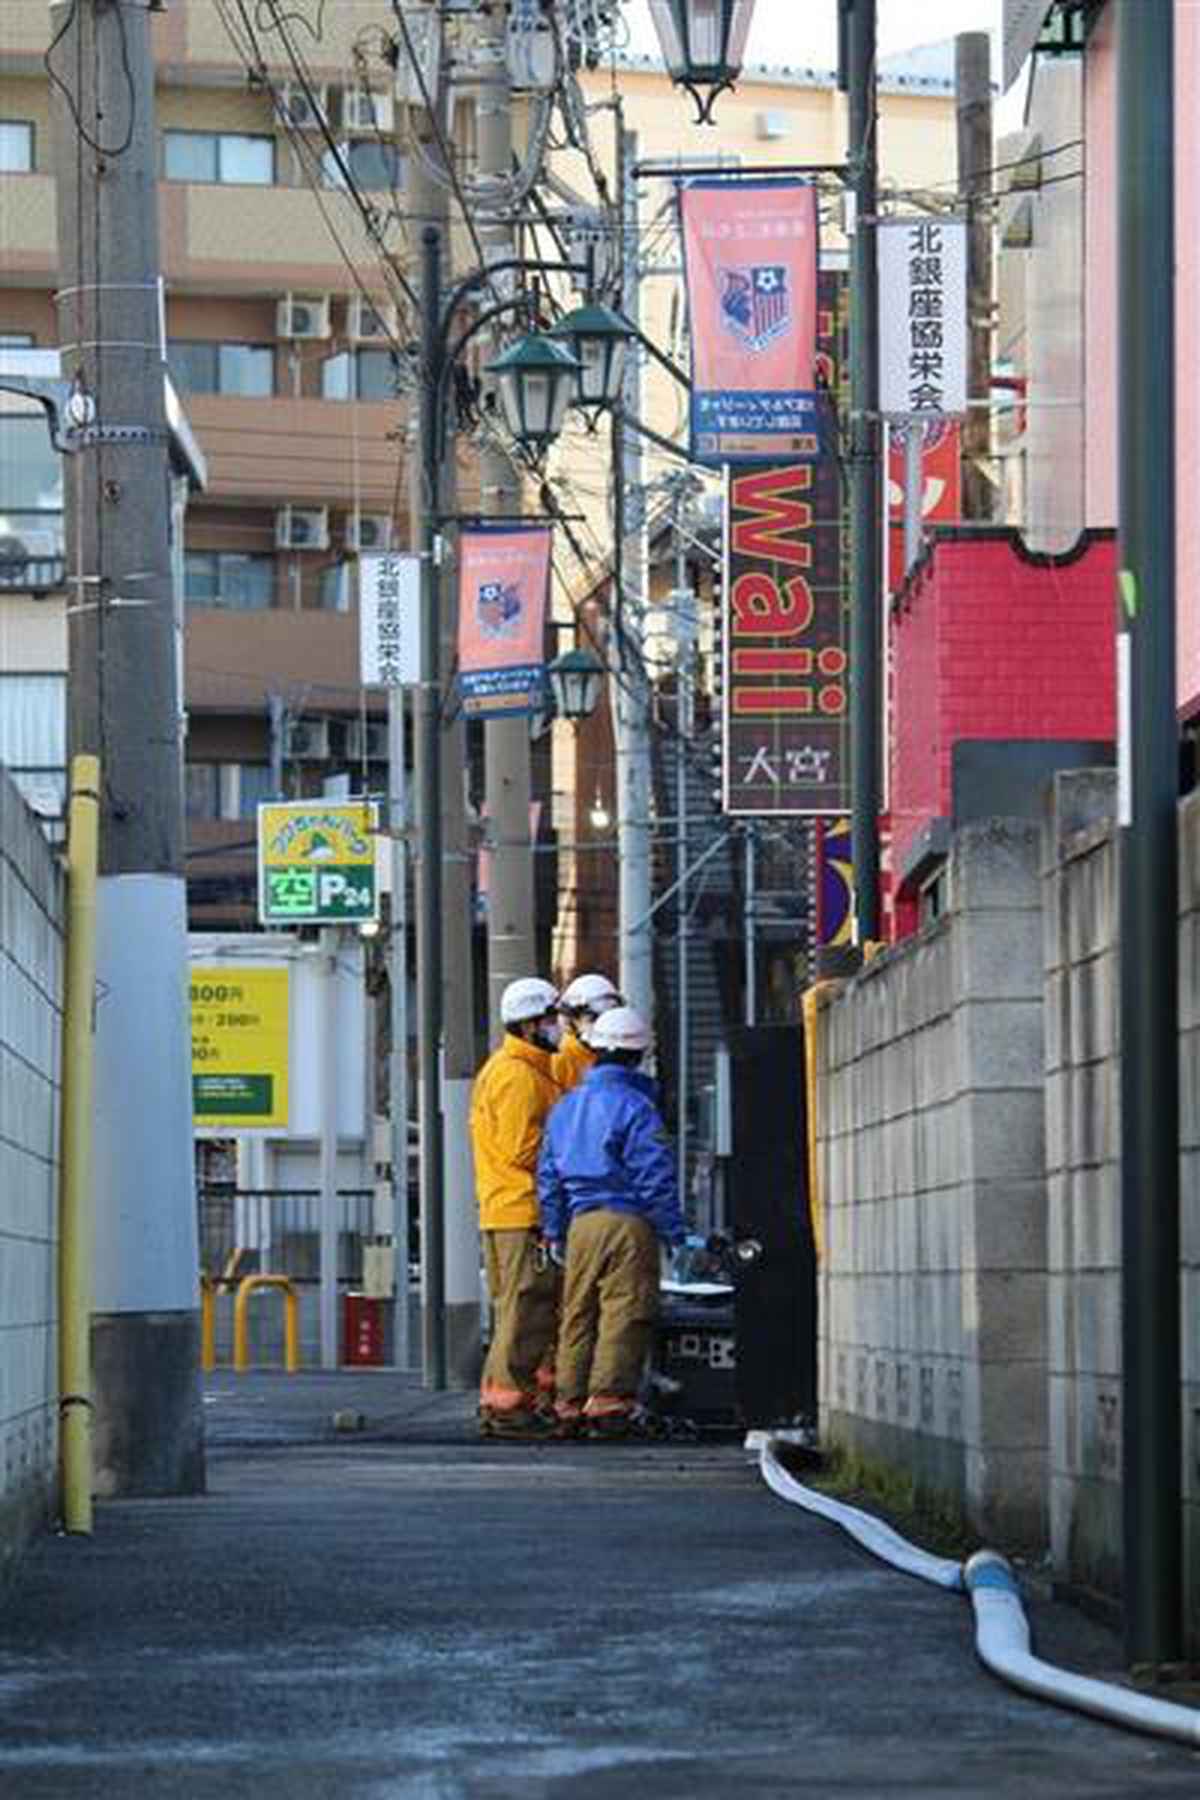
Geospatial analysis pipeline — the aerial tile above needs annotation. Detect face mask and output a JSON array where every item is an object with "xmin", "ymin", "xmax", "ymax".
[{"xmin": 534, "ymin": 1019, "xmax": 562, "ymax": 1051}]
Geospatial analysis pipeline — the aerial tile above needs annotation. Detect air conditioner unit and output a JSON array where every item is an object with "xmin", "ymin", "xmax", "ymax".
[
  {"xmin": 348, "ymin": 294, "xmax": 398, "ymax": 344},
  {"xmin": 345, "ymin": 511, "xmax": 393, "ymax": 552},
  {"xmin": 393, "ymin": 7, "xmax": 442, "ymax": 107},
  {"xmin": 275, "ymin": 505, "xmax": 330, "ymax": 551},
  {"xmin": 284, "ymin": 718, "xmax": 331, "ymax": 760},
  {"xmin": 276, "ymin": 295, "xmax": 331, "ymax": 340},
  {"xmin": 346, "ymin": 719, "xmax": 389, "ymax": 761},
  {"xmin": 342, "ymin": 86, "xmax": 395, "ymax": 134},
  {"xmin": 279, "ymin": 82, "xmax": 328, "ymax": 131}
]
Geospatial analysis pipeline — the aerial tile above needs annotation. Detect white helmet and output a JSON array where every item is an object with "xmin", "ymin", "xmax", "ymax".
[
  {"xmin": 560, "ymin": 973, "xmax": 621, "ymax": 1015},
  {"xmin": 589, "ymin": 1005, "xmax": 651, "ymax": 1054},
  {"xmin": 500, "ymin": 976, "xmax": 559, "ymax": 1025}
]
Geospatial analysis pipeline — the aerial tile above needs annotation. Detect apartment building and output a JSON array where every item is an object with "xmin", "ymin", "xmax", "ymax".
[{"xmin": 1, "ymin": 3, "xmax": 962, "ymax": 947}]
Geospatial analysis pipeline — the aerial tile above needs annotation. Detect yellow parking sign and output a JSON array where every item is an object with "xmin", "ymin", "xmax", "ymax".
[
  {"xmin": 257, "ymin": 799, "xmax": 379, "ymax": 926},
  {"xmin": 191, "ymin": 966, "xmax": 290, "ymax": 1128}
]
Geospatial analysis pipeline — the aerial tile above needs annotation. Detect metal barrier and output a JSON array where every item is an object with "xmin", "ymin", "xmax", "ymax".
[
  {"xmin": 197, "ymin": 1186, "xmax": 376, "ymax": 1285},
  {"xmin": 232, "ymin": 1275, "xmax": 301, "ymax": 1374}
]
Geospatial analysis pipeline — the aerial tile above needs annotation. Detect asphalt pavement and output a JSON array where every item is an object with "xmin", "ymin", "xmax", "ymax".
[{"xmin": 0, "ymin": 1370, "xmax": 1197, "ymax": 1798}]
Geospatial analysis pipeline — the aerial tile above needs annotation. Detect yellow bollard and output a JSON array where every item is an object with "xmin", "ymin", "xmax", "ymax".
[
  {"xmin": 232, "ymin": 1275, "xmax": 301, "ymax": 1373},
  {"xmin": 200, "ymin": 1278, "xmax": 217, "ymax": 1372}
]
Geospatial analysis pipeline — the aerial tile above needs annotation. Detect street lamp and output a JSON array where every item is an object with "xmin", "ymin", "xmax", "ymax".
[
  {"xmin": 547, "ymin": 645, "xmax": 605, "ymax": 722},
  {"xmin": 549, "ymin": 304, "xmax": 633, "ymax": 416},
  {"xmin": 647, "ymin": 0, "xmax": 758, "ymax": 124},
  {"xmin": 485, "ymin": 332, "xmax": 582, "ymax": 452}
]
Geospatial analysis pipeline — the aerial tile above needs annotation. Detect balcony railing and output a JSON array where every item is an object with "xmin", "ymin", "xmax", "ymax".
[{"xmin": 0, "ymin": 554, "xmax": 67, "ymax": 594}]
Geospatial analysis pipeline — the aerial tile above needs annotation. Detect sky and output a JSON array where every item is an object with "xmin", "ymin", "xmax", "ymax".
[{"xmin": 622, "ymin": 0, "xmax": 1003, "ymax": 69}]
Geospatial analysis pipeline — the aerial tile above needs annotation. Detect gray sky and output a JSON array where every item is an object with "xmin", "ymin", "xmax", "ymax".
[
  {"xmin": 622, "ymin": 1, "xmax": 1024, "ymax": 125},
  {"xmin": 622, "ymin": 0, "xmax": 1003, "ymax": 67}
]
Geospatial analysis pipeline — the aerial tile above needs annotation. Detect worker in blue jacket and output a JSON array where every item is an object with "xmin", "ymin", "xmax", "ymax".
[{"xmin": 537, "ymin": 1005, "xmax": 685, "ymax": 1438}]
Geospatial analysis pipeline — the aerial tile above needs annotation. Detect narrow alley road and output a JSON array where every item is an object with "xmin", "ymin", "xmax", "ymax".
[{"xmin": 0, "ymin": 1376, "xmax": 1195, "ymax": 1798}]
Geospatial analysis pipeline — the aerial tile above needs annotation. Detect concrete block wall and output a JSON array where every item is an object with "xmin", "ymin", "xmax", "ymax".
[
  {"xmin": 1182, "ymin": 791, "xmax": 1200, "ymax": 1638},
  {"xmin": 0, "ymin": 770, "xmax": 64, "ymax": 1584},
  {"xmin": 1042, "ymin": 770, "xmax": 1122, "ymax": 1602},
  {"xmin": 818, "ymin": 819, "xmax": 1048, "ymax": 1545}
]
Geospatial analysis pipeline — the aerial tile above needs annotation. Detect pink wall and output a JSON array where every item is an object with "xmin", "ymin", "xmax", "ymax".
[
  {"xmin": 1083, "ymin": 2, "xmax": 1200, "ymax": 716},
  {"xmin": 889, "ymin": 533, "xmax": 1118, "ymax": 890}
]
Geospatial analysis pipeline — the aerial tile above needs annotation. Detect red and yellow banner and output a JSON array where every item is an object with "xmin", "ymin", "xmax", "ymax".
[
  {"xmin": 457, "ymin": 525, "xmax": 551, "ymax": 718},
  {"xmin": 680, "ymin": 177, "xmax": 820, "ymax": 465}
]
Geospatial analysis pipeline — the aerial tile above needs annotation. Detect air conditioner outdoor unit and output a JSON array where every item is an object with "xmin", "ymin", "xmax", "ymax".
[
  {"xmin": 275, "ymin": 505, "xmax": 330, "ymax": 551},
  {"xmin": 284, "ymin": 718, "xmax": 331, "ymax": 760},
  {"xmin": 348, "ymin": 294, "xmax": 398, "ymax": 344},
  {"xmin": 343, "ymin": 86, "xmax": 395, "ymax": 134},
  {"xmin": 346, "ymin": 719, "xmax": 389, "ymax": 761},
  {"xmin": 277, "ymin": 295, "xmax": 331, "ymax": 340},
  {"xmin": 345, "ymin": 511, "xmax": 393, "ymax": 552},
  {"xmin": 280, "ymin": 82, "xmax": 328, "ymax": 131}
]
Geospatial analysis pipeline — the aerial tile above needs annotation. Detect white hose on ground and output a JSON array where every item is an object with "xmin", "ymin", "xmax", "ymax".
[
  {"xmin": 758, "ymin": 1435, "xmax": 965, "ymax": 1591},
  {"xmin": 965, "ymin": 1550, "xmax": 1200, "ymax": 1749},
  {"xmin": 759, "ymin": 1439, "xmax": 1200, "ymax": 1749}
]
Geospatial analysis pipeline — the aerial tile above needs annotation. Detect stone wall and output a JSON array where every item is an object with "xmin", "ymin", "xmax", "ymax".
[
  {"xmin": 1044, "ymin": 773, "xmax": 1200, "ymax": 1631},
  {"xmin": 0, "ymin": 769, "xmax": 64, "ymax": 1584},
  {"xmin": 818, "ymin": 819, "xmax": 1048, "ymax": 1546}
]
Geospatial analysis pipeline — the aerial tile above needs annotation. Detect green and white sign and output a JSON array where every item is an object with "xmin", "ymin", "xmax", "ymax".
[{"xmin": 257, "ymin": 800, "xmax": 379, "ymax": 926}]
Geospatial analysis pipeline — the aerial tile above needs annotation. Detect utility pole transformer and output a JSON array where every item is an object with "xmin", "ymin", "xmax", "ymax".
[{"xmin": 50, "ymin": 0, "xmax": 204, "ymax": 1494}]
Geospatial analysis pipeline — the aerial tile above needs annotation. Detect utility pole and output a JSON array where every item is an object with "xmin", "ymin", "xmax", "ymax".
[
  {"xmin": 613, "ymin": 123, "xmax": 655, "ymax": 1025},
  {"xmin": 1116, "ymin": 2, "xmax": 1181, "ymax": 1671},
  {"xmin": 50, "ymin": 0, "xmax": 203, "ymax": 1494},
  {"xmin": 674, "ymin": 499, "xmax": 694, "ymax": 1211},
  {"xmin": 476, "ymin": 7, "xmax": 534, "ymax": 1040},
  {"xmin": 843, "ymin": 0, "xmax": 881, "ymax": 944},
  {"xmin": 955, "ymin": 31, "xmax": 994, "ymax": 523}
]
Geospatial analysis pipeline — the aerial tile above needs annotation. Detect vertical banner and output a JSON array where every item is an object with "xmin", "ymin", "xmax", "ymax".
[
  {"xmin": 886, "ymin": 418, "xmax": 962, "ymax": 591},
  {"xmin": 360, "ymin": 551, "xmax": 421, "ymax": 687},
  {"xmin": 456, "ymin": 524, "xmax": 551, "ymax": 718},
  {"xmin": 878, "ymin": 216, "xmax": 968, "ymax": 418},
  {"xmin": 722, "ymin": 271, "xmax": 848, "ymax": 816},
  {"xmin": 680, "ymin": 177, "xmax": 820, "ymax": 465}
]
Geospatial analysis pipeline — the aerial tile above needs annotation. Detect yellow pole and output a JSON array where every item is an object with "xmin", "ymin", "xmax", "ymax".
[
  {"xmin": 200, "ymin": 1279, "xmax": 216, "ymax": 1373},
  {"xmin": 58, "ymin": 753, "xmax": 100, "ymax": 1534}
]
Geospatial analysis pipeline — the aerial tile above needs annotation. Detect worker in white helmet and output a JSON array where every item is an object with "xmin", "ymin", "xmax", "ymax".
[
  {"xmin": 470, "ymin": 976, "xmax": 564, "ymax": 1437},
  {"xmin": 552, "ymin": 971, "xmax": 622, "ymax": 1092},
  {"xmin": 537, "ymin": 1005, "xmax": 685, "ymax": 1438}
]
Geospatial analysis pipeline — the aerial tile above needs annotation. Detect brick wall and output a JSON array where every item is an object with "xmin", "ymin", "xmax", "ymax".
[
  {"xmin": 0, "ymin": 770, "xmax": 64, "ymax": 1585},
  {"xmin": 889, "ymin": 530, "xmax": 1118, "ymax": 890}
]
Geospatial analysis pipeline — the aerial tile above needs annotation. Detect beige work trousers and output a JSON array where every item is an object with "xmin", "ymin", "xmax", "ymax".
[
  {"xmin": 555, "ymin": 1209, "xmax": 660, "ymax": 1410},
  {"xmin": 480, "ymin": 1228, "xmax": 559, "ymax": 1413}
]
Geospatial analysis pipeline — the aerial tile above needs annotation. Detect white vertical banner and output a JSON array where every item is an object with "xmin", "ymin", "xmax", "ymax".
[
  {"xmin": 878, "ymin": 217, "xmax": 968, "ymax": 419},
  {"xmin": 359, "ymin": 551, "xmax": 421, "ymax": 687}
]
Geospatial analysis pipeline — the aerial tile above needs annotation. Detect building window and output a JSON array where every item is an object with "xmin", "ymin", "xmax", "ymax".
[
  {"xmin": 318, "ymin": 560, "xmax": 353, "ymax": 612},
  {"xmin": 321, "ymin": 139, "xmax": 404, "ymax": 193},
  {"xmin": 237, "ymin": 763, "xmax": 275, "ymax": 817},
  {"xmin": 185, "ymin": 762, "xmax": 220, "ymax": 820},
  {"xmin": 184, "ymin": 551, "xmax": 275, "ymax": 610},
  {"xmin": 0, "ymin": 122, "xmax": 34, "ymax": 173},
  {"xmin": 0, "ymin": 415, "xmax": 64, "ymax": 580},
  {"xmin": 168, "ymin": 341, "xmax": 274, "ymax": 397},
  {"xmin": 320, "ymin": 348, "xmax": 398, "ymax": 402},
  {"xmin": 164, "ymin": 131, "xmax": 274, "ymax": 186}
]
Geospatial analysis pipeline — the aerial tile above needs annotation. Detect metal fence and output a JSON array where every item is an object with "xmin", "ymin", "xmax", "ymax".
[{"xmin": 197, "ymin": 1186, "xmax": 377, "ymax": 1285}]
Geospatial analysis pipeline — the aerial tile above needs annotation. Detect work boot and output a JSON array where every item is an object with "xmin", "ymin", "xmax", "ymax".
[
  {"xmin": 584, "ymin": 1410, "xmax": 633, "ymax": 1442},
  {"xmin": 480, "ymin": 1406, "xmax": 555, "ymax": 1441}
]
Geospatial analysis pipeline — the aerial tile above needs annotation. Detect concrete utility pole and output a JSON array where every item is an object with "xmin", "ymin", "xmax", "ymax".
[
  {"xmin": 50, "ymin": 0, "xmax": 203, "ymax": 1494},
  {"xmin": 955, "ymin": 32, "xmax": 994, "ymax": 523},
  {"xmin": 613, "ymin": 123, "xmax": 655, "ymax": 1026},
  {"xmin": 405, "ymin": 27, "xmax": 476, "ymax": 1388},
  {"xmin": 843, "ymin": 0, "xmax": 882, "ymax": 944},
  {"xmin": 476, "ymin": 6, "xmax": 534, "ymax": 1042},
  {"xmin": 1116, "ymin": 2, "xmax": 1181, "ymax": 1670}
]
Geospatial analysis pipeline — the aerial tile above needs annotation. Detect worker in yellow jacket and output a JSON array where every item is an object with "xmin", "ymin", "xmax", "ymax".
[
  {"xmin": 470, "ymin": 976, "xmax": 564, "ymax": 1437},
  {"xmin": 552, "ymin": 972, "xmax": 621, "ymax": 1092}
]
